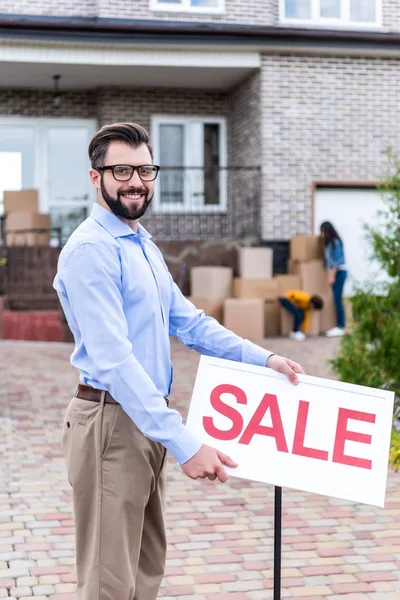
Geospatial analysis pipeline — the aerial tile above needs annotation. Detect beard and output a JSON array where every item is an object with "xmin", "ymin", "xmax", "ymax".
[{"xmin": 100, "ymin": 175, "xmax": 153, "ymax": 221}]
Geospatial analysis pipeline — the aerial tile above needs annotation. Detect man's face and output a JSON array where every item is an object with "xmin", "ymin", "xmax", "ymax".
[{"xmin": 90, "ymin": 141, "xmax": 155, "ymax": 223}]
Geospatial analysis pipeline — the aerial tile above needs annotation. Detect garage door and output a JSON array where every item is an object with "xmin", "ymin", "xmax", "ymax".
[{"xmin": 314, "ymin": 187, "xmax": 389, "ymax": 296}]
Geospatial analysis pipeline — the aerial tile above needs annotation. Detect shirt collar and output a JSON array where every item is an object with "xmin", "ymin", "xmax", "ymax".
[{"xmin": 90, "ymin": 203, "xmax": 152, "ymax": 240}]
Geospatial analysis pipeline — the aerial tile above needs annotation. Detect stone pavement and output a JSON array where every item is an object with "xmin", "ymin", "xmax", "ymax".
[{"xmin": 1, "ymin": 336, "xmax": 400, "ymax": 600}]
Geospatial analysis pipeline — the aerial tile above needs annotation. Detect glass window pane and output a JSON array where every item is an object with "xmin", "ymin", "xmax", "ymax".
[
  {"xmin": 285, "ymin": 0, "xmax": 311, "ymax": 19},
  {"xmin": 159, "ymin": 124, "xmax": 184, "ymax": 204},
  {"xmin": 320, "ymin": 0, "xmax": 340, "ymax": 18},
  {"xmin": 204, "ymin": 124, "xmax": 220, "ymax": 206},
  {"xmin": 350, "ymin": 0, "xmax": 376, "ymax": 22},
  {"xmin": 50, "ymin": 206, "xmax": 88, "ymax": 244},
  {"xmin": 191, "ymin": 0, "xmax": 219, "ymax": 7},
  {"xmin": 47, "ymin": 127, "xmax": 89, "ymax": 204},
  {"xmin": 0, "ymin": 125, "xmax": 36, "ymax": 211},
  {"xmin": 0, "ymin": 153, "xmax": 22, "ymax": 214}
]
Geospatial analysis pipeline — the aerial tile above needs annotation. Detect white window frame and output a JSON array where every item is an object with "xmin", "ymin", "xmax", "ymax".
[
  {"xmin": 150, "ymin": 0, "xmax": 224, "ymax": 14},
  {"xmin": 279, "ymin": 0, "xmax": 383, "ymax": 29},
  {"xmin": 152, "ymin": 115, "xmax": 228, "ymax": 214}
]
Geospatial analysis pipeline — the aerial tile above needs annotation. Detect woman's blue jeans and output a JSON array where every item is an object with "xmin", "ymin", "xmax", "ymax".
[
  {"xmin": 279, "ymin": 298, "xmax": 304, "ymax": 332},
  {"xmin": 332, "ymin": 270, "xmax": 347, "ymax": 328}
]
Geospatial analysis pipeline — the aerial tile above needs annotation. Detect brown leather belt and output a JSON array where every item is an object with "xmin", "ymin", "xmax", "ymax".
[{"xmin": 75, "ymin": 384, "xmax": 169, "ymax": 407}]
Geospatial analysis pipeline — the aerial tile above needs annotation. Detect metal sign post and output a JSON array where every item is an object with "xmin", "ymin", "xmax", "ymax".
[{"xmin": 274, "ymin": 486, "xmax": 282, "ymax": 600}]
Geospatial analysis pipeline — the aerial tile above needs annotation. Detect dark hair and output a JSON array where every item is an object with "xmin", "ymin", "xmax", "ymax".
[
  {"xmin": 88, "ymin": 122, "xmax": 153, "ymax": 169},
  {"xmin": 310, "ymin": 295, "xmax": 324, "ymax": 310},
  {"xmin": 320, "ymin": 221, "xmax": 342, "ymax": 247}
]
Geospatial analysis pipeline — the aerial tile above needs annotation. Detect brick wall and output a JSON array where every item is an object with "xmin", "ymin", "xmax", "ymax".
[
  {"xmin": 0, "ymin": 90, "xmax": 97, "ymax": 119},
  {"xmin": 97, "ymin": 0, "xmax": 278, "ymax": 24},
  {"xmin": 260, "ymin": 54, "xmax": 400, "ymax": 239},
  {"xmin": 383, "ymin": 0, "xmax": 400, "ymax": 31},
  {"xmin": 0, "ymin": 0, "xmax": 96, "ymax": 16},
  {"xmin": 230, "ymin": 71, "xmax": 261, "ymax": 167},
  {"xmin": 96, "ymin": 87, "xmax": 229, "ymax": 129},
  {"xmin": 2, "ymin": 0, "xmax": 278, "ymax": 24}
]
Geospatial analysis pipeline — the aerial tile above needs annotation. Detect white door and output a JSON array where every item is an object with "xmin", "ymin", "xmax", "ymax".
[
  {"xmin": 41, "ymin": 119, "xmax": 96, "ymax": 241},
  {"xmin": 314, "ymin": 187, "xmax": 390, "ymax": 296}
]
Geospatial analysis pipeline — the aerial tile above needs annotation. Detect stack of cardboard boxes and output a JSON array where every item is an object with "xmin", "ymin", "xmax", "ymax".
[
  {"xmin": 187, "ymin": 238, "xmax": 337, "ymax": 341},
  {"xmin": 4, "ymin": 190, "xmax": 50, "ymax": 246},
  {"xmin": 288, "ymin": 236, "xmax": 336, "ymax": 335}
]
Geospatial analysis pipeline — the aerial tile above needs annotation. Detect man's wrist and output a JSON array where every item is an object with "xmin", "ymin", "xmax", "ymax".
[{"xmin": 266, "ymin": 353, "xmax": 276, "ymax": 367}]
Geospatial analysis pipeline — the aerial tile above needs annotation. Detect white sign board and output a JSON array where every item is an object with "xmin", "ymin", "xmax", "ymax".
[{"xmin": 186, "ymin": 356, "xmax": 394, "ymax": 507}]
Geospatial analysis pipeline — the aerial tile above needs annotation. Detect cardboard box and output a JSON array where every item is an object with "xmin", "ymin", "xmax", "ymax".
[
  {"xmin": 3, "ymin": 189, "xmax": 39, "ymax": 214},
  {"xmin": 290, "ymin": 236, "xmax": 323, "ymax": 262},
  {"xmin": 320, "ymin": 294, "xmax": 337, "ymax": 333},
  {"xmin": 289, "ymin": 260, "xmax": 330, "ymax": 295},
  {"xmin": 264, "ymin": 300, "xmax": 280, "ymax": 337},
  {"xmin": 185, "ymin": 296, "xmax": 224, "ymax": 324},
  {"xmin": 190, "ymin": 266, "xmax": 233, "ymax": 299},
  {"xmin": 274, "ymin": 274, "xmax": 302, "ymax": 295},
  {"xmin": 307, "ymin": 310, "xmax": 321, "ymax": 337},
  {"xmin": 223, "ymin": 298, "xmax": 264, "ymax": 340},
  {"xmin": 6, "ymin": 212, "xmax": 50, "ymax": 246},
  {"xmin": 238, "ymin": 247, "xmax": 273, "ymax": 279},
  {"xmin": 280, "ymin": 305, "xmax": 321, "ymax": 337},
  {"xmin": 6, "ymin": 232, "xmax": 50, "ymax": 246},
  {"xmin": 280, "ymin": 306, "xmax": 294, "ymax": 337},
  {"xmin": 233, "ymin": 278, "xmax": 279, "ymax": 300}
]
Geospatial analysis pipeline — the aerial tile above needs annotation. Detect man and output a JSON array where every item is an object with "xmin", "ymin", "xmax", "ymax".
[{"xmin": 54, "ymin": 122, "xmax": 305, "ymax": 600}]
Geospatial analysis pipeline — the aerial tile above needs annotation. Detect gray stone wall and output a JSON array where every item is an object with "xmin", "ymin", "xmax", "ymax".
[{"xmin": 260, "ymin": 54, "xmax": 400, "ymax": 239}]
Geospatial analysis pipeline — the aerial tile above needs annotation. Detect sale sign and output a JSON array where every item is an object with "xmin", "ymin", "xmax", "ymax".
[{"xmin": 186, "ymin": 356, "xmax": 394, "ymax": 507}]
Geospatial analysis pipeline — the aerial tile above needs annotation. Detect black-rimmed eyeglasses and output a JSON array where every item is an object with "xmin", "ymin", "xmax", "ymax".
[{"xmin": 98, "ymin": 164, "xmax": 160, "ymax": 182}]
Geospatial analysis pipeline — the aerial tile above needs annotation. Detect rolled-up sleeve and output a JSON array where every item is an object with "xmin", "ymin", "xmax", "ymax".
[
  {"xmin": 168, "ymin": 279, "xmax": 273, "ymax": 367},
  {"xmin": 57, "ymin": 242, "xmax": 201, "ymax": 465}
]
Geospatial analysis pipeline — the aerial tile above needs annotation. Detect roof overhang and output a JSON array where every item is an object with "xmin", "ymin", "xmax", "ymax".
[{"xmin": 2, "ymin": 14, "xmax": 400, "ymax": 91}]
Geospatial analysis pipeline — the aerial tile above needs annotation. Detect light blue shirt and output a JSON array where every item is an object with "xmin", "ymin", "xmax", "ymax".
[{"xmin": 53, "ymin": 203, "xmax": 273, "ymax": 465}]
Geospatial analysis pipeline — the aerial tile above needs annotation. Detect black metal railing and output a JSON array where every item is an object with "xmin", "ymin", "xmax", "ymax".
[{"xmin": 142, "ymin": 166, "xmax": 261, "ymax": 241}]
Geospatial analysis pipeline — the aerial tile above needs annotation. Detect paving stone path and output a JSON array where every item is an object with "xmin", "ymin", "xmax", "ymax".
[{"xmin": 1, "ymin": 337, "xmax": 399, "ymax": 600}]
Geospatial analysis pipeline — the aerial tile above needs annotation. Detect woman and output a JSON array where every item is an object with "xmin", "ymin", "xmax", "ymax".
[{"xmin": 320, "ymin": 221, "xmax": 347, "ymax": 337}]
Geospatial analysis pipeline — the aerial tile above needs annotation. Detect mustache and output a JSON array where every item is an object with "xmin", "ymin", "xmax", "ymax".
[{"xmin": 118, "ymin": 188, "xmax": 148, "ymax": 195}]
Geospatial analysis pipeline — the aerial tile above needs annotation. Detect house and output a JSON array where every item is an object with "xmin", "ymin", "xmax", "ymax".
[{"xmin": 0, "ymin": 0, "xmax": 399, "ymax": 292}]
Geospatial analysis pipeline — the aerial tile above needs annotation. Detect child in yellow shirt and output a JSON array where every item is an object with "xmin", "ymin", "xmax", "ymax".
[{"xmin": 279, "ymin": 290, "xmax": 324, "ymax": 341}]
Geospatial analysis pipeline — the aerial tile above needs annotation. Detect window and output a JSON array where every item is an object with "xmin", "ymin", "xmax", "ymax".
[
  {"xmin": 152, "ymin": 116, "xmax": 227, "ymax": 213},
  {"xmin": 150, "ymin": 0, "xmax": 224, "ymax": 13},
  {"xmin": 281, "ymin": 0, "xmax": 382, "ymax": 27}
]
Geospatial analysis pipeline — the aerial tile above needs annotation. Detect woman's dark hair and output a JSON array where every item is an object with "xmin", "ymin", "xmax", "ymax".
[
  {"xmin": 320, "ymin": 221, "xmax": 342, "ymax": 247},
  {"xmin": 88, "ymin": 122, "xmax": 153, "ymax": 169},
  {"xmin": 310, "ymin": 295, "xmax": 324, "ymax": 310}
]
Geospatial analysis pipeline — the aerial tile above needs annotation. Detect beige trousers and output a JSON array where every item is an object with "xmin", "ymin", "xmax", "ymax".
[{"xmin": 62, "ymin": 393, "xmax": 167, "ymax": 600}]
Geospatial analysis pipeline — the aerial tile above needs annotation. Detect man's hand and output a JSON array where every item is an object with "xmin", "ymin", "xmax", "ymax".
[
  {"xmin": 266, "ymin": 354, "xmax": 305, "ymax": 385},
  {"xmin": 181, "ymin": 444, "xmax": 238, "ymax": 482}
]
